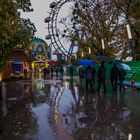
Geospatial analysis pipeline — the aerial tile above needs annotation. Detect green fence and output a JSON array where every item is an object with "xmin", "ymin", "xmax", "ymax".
[
  {"xmin": 66, "ymin": 60, "xmax": 140, "ymax": 87},
  {"xmin": 125, "ymin": 60, "xmax": 140, "ymax": 83}
]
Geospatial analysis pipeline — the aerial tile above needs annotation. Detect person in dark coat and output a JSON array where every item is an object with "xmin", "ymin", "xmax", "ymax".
[
  {"xmin": 55, "ymin": 67, "xmax": 58, "ymax": 77},
  {"xmin": 43, "ymin": 67, "xmax": 47, "ymax": 79},
  {"xmin": 69, "ymin": 66, "xmax": 74, "ymax": 79},
  {"xmin": 85, "ymin": 65, "xmax": 95, "ymax": 91},
  {"xmin": 97, "ymin": 62, "xmax": 106, "ymax": 94},
  {"xmin": 110, "ymin": 63, "xmax": 119, "ymax": 91},
  {"xmin": 60, "ymin": 66, "xmax": 64, "ymax": 79},
  {"xmin": 50, "ymin": 67, "xmax": 54, "ymax": 77},
  {"xmin": 78, "ymin": 66, "xmax": 84, "ymax": 85},
  {"xmin": 46, "ymin": 68, "xmax": 50, "ymax": 79},
  {"xmin": 119, "ymin": 68, "xmax": 126, "ymax": 93}
]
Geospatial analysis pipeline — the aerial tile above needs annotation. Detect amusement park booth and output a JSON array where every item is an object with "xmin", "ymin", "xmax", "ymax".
[
  {"xmin": 31, "ymin": 37, "xmax": 52, "ymax": 73},
  {"xmin": 3, "ymin": 49, "xmax": 31, "ymax": 79}
]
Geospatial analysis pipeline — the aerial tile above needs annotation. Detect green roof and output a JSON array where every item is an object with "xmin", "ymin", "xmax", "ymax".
[{"xmin": 32, "ymin": 37, "xmax": 47, "ymax": 45}]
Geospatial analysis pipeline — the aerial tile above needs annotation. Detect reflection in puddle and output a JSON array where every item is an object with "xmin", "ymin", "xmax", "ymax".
[
  {"xmin": 0, "ymin": 78, "xmax": 140, "ymax": 140},
  {"xmin": 2, "ymin": 82, "xmax": 7, "ymax": 117}
]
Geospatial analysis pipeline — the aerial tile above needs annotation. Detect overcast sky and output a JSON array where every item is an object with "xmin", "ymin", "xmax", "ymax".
[
  {"xmin": 21, "ymin": 0, "xmax": 75, "ymax": 55},
  {"xmin": 21, "ymin": 0, "xmax": 53, "ymax": 40},
  {"xmin": 21, "ymin": 0, "xmax": 72, "ymax": 40}
]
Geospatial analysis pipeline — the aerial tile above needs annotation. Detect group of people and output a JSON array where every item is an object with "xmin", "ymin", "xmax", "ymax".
[
  {"xmin": 78, "ymin": 62, "xmax": 126, "ymax": 94},
  {"xmin": 43, "ymin": 66, "xmax": 54, "ymax": 79},
  {"xmin": 110, "ymin": 63, "xmax": 126, "ymax": 93},
  {"xmin": 43, "ymin": 66, "xmax": 64, "ymax": 79},
  {"xmin": 42, "ymin": 62, "xmax": 126, "ymax": 94}
]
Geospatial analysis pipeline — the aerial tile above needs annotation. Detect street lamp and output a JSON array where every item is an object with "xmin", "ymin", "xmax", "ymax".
[
  {"xmin": 81, "ymin": 51, "xmax": 84, "ymax": 57},
  {"xmin": 65, "ymin": 55, "xmax": 67, "ymax": 61},
  {"xmin": 101, "ymin": 39, "xmax": 105, "ymax": 55},
  {"xmin": 88, "ymin": 47, "xmax": 91, "ymax": 54},
  {"xmin": 75, "ymin": 53, "xmax": 77, "ymax": 59},
  {"xmin": 126, "ymin": 24, "xmax": 136, "ymax": 61}
]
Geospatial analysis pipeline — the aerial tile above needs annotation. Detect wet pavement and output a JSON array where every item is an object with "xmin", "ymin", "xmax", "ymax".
[{"xmin": 0, "ymin": 75, "xmax": 140, "ymax": 140}]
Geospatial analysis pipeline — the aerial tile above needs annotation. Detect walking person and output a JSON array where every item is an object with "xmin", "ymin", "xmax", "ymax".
[
  {"xmin": 118, "ymin": 68, "xmax": 126, "ymax": 93},
  {"xmin": 85, "ymin": 65, "xmax": 94, "ymax": 91},
  {"xmin": 50, "ymin": 67, "xmax": 54, "ymax": 77},
  {"xmin": 92, "ymin": 66, "xmax": 96, "ymax": 86},
  {"xmin": 60, "ymin": 66, "xmax": 64, "ymax": 79},
  {"xmin": 43, "ymin": 67, "xmax": 47, "ymax": 79},
  {"xmin": 24, "ymin": 68, "xmax": 28, "ymax": 79},
  {"xmin": 78, "ymin": 66, "xmax": 84, "ymax": 85},
  {"xmin": 110, "ymin": 63, "xmax": 119, "ymax": 92},
  {"xmin": 55, "ymin": 67, "xmax": 58, "ymax": 77},
  {"xmin": 46, "ymin": 68, "xmax": 50, "ymax": 79},
  {"xmin": 97, "ymin": 62, "xmax": 106, "ymax": 94},
  {"xmin": 69, "ymin": 66, "xmax": 74, "ymax": 79}
]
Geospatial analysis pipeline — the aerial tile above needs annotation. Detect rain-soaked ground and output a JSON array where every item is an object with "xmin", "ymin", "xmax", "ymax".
[{"xmin": 0, "ymin": 73, "xmax": 140, "ymax": 140}]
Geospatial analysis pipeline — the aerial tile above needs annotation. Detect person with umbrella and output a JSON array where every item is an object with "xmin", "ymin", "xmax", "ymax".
[
  {"xmin": 118, "ymin": 68, "xmax": 126, "ymax": 93},
  {"xmin": 110, "ymin": 63, "xmax": 120, "ymax": 92},
  {"xmin": 78, "ymin": 66, "xmax": 84, "ymax": 85},
  {"xmin": 97, "ymin": 61, "xmax": 106, "ymax": 94},
  {"xmin": 85, "ymin": 65, "xmax": 96, "ymax": 91}
]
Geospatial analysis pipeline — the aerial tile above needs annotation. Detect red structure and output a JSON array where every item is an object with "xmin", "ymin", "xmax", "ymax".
[
  {"xmin": 5, "ymin": 49, "xmax": 31, "ymax": 79},
  {"xmin": 48, "ymin": 60, "xmax": 57, "ymax": 66}
]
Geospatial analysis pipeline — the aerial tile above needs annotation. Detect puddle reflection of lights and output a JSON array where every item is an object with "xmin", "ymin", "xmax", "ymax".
[
  {"xmin": 2, "ymin": 82, "xmax": 8, "ymax": 117},
  {"xmin": 37, "ymin": 83, "xmax": 45, "ymax": 89},
  {"xmin": 128, "ymin": 133, "xmax": 132, "ymax": 140},
  {"xmin": 0, "ymin": 74, "xmax": 2, "ymax": 81},
  {"xmin": 64, "ymin": 81, "xmax": 68, "ymax": 88},
  {"xmin": 54, "ymin": 87, "xmax": 64, "ymax": 119},
  {"xmin": 36, "ymin": 80, "xmax": 45, "ymax": 89},
  {"xmin": 55, "ymin": 88, "xmax": 63, "ymax": 106}
]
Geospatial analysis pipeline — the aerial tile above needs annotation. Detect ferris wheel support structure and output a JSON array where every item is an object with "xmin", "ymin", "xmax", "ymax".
[{"xmin": 46, "ymin": 0, "xmax": 96, "ymax": 57}]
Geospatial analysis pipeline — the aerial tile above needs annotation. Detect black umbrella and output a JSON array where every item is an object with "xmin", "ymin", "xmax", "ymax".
[{"xmin": 96, "ymin": 55, "xmax": 111, "ymax": 63}]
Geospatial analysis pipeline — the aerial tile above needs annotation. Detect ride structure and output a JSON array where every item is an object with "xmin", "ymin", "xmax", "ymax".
[
  {"xmin": 31, "ymin": 37, "xmax": 51, "ymax": 71},
  {"xmin": 45, "ymin": 0, "xmax": 95, "ymax": 58}
]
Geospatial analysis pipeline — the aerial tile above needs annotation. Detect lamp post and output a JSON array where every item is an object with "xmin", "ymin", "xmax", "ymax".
[
  {"xmin": 88, "ymin": 47, "xmax": 91, "ymax": 54},
  {"xmin": 81, "ymin": 51, "xmax": 84, "ymax": 57},
  {"xmin": 75, "ymin": 53, "xmax": 77, "ymax": 59},
  {"xmin": 101, "ymin": 39, "xmax": 105, "ymax": 55},
  {"xmin": 126, "ymin": 24, "xmax": 136, "ymax": 61}
]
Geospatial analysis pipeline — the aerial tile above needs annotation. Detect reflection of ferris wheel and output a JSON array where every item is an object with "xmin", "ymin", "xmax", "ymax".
[{"xmin": 45, "ymin": 0, "xmax": 95, "ymax": 57}]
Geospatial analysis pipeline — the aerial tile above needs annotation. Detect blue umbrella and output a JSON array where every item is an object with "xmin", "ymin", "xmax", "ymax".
[
  {"xmin": 117, "ymin": 63, "xmax": 131, "ymax": 70},
  {"xmin": 78, "ymin": 60, "xmax": 95, "ymax": 66}
]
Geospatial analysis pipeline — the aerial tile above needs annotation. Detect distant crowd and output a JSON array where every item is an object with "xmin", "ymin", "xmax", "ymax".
[
  {"xmin": 78, "ymin": 62, "xmax": 126, "ymax": 94},
  {"xmin": 42, "ymin": 62, "xmax": 126, "ymax": 94}
]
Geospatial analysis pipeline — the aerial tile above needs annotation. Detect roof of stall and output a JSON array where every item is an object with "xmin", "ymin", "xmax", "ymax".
[
  {"xmin": 8, "ymin": 49, "xmax": 30, "ymax": 60},
  {"xmin": 32, "ymin": 37, "xmax": 48, "ymax": 46}
]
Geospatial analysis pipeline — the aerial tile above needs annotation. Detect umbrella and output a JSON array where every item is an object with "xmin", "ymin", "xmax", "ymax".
[
  {"xmin": 96, "ymin": 55, "xmax": 111, "ymax": 63},
  {"xmin": 117, "ymin": 63, "xmax": 131, "ymax": 70},
  {"xmin": 78, "ymin": 60, "xmax": 95, "ymax": 66}
]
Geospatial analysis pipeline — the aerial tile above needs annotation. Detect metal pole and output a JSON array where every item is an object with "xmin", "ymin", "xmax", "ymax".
[
  {"xmin": 101, "ymin": 39, "xmax": 105, "ymax": 55},
  {"xmin": 129, "ymin": 39, "xmax": 136, "ymax": 61},
  {"xmin": 126, "ymin": 24, "xmax": 136, "ymax": 61}
]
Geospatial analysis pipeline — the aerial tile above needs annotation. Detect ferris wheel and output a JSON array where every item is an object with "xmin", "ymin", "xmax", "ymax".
[{"xmin": 45, "ymin": 0, "xmax": 96, "ymax": 57}]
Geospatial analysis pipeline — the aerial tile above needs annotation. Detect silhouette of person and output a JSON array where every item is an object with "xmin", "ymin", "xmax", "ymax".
[
  {"xmin": 119, "ymin": 68, "xmax": 126, "ymax": 93},
  {"xmin": 78, "ymin": 66, "xmax": 84, "ymax": 85},
  {"xmin": 110, "ymin": 63, "xmax": 119, "ymax": 92},
  {"xmin": 69, "ymin": 66, "xmax": 74, "ymax": 79},
  {"xmin": 97, "ymin": 62, "xmax": 106, "ymax": 94},
  {"xmin": 60, "ymin": 66, "xmax": 64, "ymax": 79},
  {"xmin": 85, "ymin": 65, "xmax": 94, "ymax": 91}
]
